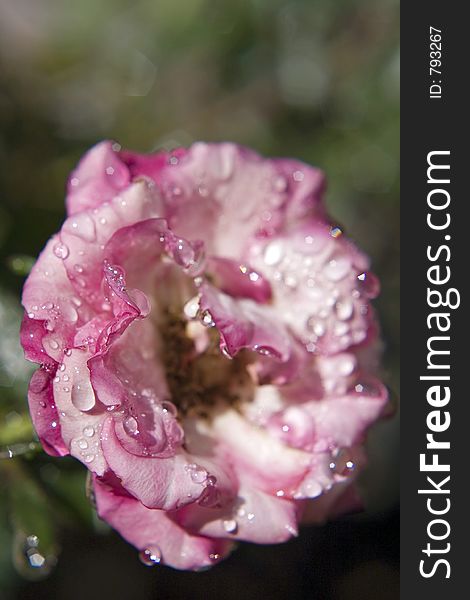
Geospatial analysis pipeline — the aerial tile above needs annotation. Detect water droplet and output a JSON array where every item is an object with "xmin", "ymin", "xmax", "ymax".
[
  {"xmin": 334, "ymin": 322, "xmax": 349, "ymax": 337},
  {"xmin": 28, "ymin": 551, "xmax": 46, "ymax": 568},
  {"xmin": 71, "ymin": 381, "xmax": 96, "ymax": 412},
  {"xmin": 293, "ymin": 170, "xmax": 304, "ymax": 182},
  {"xmin": 284, "ymin": 274, "xmax": 298, "ymax": 288},
  {"xmin": 78, "ymin": 439, "xmax": 88, "ymax": 450},
  {"xmin": 330, "ymin": 226, "xmax": 343, "ymax": 238},
  {"xmin": 48, "ymin": 339, "xmax": 59, "ymax": 350},
  {"xmin": 183, "ymin": 296, "xmax": 200, "ymax": 319},
  {"xmin": 273, "ymin": 175, "xmax": 287, "ymax": 192},
  {"xmin": 83, "ymin": 426, "xmax": 95, "ymax": 438},
  {"xmin": 123, "ymin": 416, "xmax": 139, "ymax": 435},
  {"xmin": 139, "ymin": 546, "xmax": 162, "ymax": 566},
  {"xmin": 84, "ymin": 454, "xmax": 94, "ymax": 464},
  {"xmin": 161, "ymin": 401, "xmax": 177, "ymax": 417},
  {"xmin": 223, "ymin": 519, "xmax": 238, "ymax": 533},
  {"xmin": 53, "ymin": 242, "xmax": 69, "ymax": 259},
  {"xmin": 306, "ymin": 317, "xmax": 325, "ymax": 337},
  {"xmin": 297, "ymin": 478, "xmax": 323, "ymax": 498},
  {"xmin": 200, "ymin": 309, "xmax": 215, "ymax": 328},
  {"xmin": 335, "ymin": 300, "xmax": 354, "ymax": 321},
  {"xmin": 187, "ymin": 464, "xmax": 207, "ymax": 484},
  {"xmin": 263, "ymin": 241, "xmax": 283, "ymax": 266},
  {"xmin": 26, "ymin": 535, "xmax": 39, "ymax": 548}
]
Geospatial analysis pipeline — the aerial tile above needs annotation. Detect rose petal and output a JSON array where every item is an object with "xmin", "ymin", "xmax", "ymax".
[
  {"xmin": 66, "ymin": 141, "xmax": 131, "ymax": 215},
  {"xmin": 93, "ymin": 476, "xmax": 232, "ymax": 570}
]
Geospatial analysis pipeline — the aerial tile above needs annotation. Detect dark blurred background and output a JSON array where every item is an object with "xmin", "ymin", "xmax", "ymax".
[{"xmin": 0, "ymin": 0, "xmax": 399, "ymax": 598}]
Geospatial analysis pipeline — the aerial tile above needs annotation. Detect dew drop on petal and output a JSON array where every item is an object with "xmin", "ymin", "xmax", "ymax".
[
  {"xmin": 139, "ymin": 546, "xmax": 162, "ymax": 566},
  {"xmin": 200, "ymin": 309, "xmax": 215, "ymax": 328},
  {"xmin": 183, "ymin": 296, "xmax": 200, "ymax": 320},
  {"xmin": 71, "ymin": 381, "xmax": 96, "ymax": 412},
  {"xmin": 83, "ymin": 426, "xmax": 95, "ymax": 438},
  {"xmin": 60, "ymin": 303, "xmax": 78, "ymax": 324},
  {"xmin": 123, "ymin": 416, "xmax": 139, "ymax": 436},
  {"xmin": 330, "ymin": 226, "xmax": 343, "ymax": 238},
  {"xmin": 298, "ymin": 478, "xmax": 323, "ymax": 498},
  {"xmin": 273, "ymin": 175, "xmax": 287, "ymax": 192},
  {"xmin": 53, "ymin": 242, "xmax": 69, "ymax": 260},
  {"xmin": 161, "ymin": 401, "xmax": 177, "ymax": 417},
  {"xmin": 263, "ymin": 241, "xmax": 283, "ymax": 266},
  {"xmin": 187, "ymin": 464, "xmax": 207, "ymax": 484},
  {"xmin": 223, "ymin": 519, "xmax": 238, "ymax": 534},
  {"xmin": 335, "ymin": 300, "xmax": 354, "ymax": 321}
]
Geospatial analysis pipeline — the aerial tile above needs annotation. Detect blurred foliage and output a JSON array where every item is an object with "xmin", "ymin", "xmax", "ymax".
[{"xmin": 0, "ymin": 0, "xmax": 399, "ymax": 598}]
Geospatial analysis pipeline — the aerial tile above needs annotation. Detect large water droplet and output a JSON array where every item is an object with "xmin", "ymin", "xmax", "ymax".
[
  {"xmin": 123, "ymin": 416, "xmax": 139, "ymax": 435},
  {"xmin": 173, "ymin": 238, "xmax": 195, "ymax": 267},
  {"xmin": 223, "ymin": 519, "xmax": 238, "ymax": 534},
  {"xmin": 183, "ymin": 296, "xmax": 200, "ymax": 319},
  {"xmin": 186, "ymin": 463, "xmax": 207, "ymax": 484},
  {"xmin": 297, "ymin": 478, "xmax": 322, "ymax": 498},
  {"xmin": 53, "ymin": 242, "xmax": 69, "ymax": 259},
  {"xmin": 60, "ymin": 303, "xmax": 78, "ymax": 324},
  {"xmin": 139, "ymin": 546, "xmax": 162, "ymax": 566},
  {"xmin": 83, "ymin": 426, "xmax": 95, "ymax": 437},
  {"xmin": 71, "ymin": 381, "xmax": 96, "ymax": 412},
  {"xmin": 263, "ymin": 241, "xmax": 284, "ymax": 266}
]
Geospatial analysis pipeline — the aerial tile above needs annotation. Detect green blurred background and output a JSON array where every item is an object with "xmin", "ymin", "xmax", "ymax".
[{"xmin": 0, "ymin": 1, "xmax": 399, "ymax": 598}]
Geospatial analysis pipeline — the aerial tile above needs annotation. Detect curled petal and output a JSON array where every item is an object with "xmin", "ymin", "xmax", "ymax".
[
  {"xmin": 28, "ymin": 367, "xmax": 68, "ymax": 457},
  {"xmin": 100, "ymin": 418, "xmax": 236, "ymax": 511},
  {"xmin": 93, "ymin": 476, "xmax": 232, "ymax": 570},
  {"xmin": 199, "ymin": 283, "xmax": 291, "ymax": 360}
]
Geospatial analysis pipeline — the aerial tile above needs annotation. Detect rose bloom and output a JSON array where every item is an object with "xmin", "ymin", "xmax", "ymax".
[{"xmin": 21, "ymin": 141, "xmax": 387, "ymax": 570}]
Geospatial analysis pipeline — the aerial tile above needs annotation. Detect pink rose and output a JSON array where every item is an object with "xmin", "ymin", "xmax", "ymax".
[{"xmin": 21, "ymin": 141, "xmax": 387, "ymax": 570}]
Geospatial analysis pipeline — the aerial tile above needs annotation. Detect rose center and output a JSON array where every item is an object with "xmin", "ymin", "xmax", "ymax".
[{"xmin": 159, "ymin": 310, "xmax": 253, "ymax": 418}]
